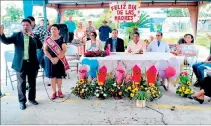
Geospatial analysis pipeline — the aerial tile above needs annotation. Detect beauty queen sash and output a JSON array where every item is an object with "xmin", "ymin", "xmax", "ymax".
[{"xmin": 45, "ymin": 36, "xmax": 70, "ymax": 71}]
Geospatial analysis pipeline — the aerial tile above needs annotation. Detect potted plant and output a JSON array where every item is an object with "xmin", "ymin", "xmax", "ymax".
[{"xmin": 135, "ymin": 90, "xmax": 150, "ymax": 107}]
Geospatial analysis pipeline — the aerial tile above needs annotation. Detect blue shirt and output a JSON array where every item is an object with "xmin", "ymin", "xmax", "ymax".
[
  {"xmin": 112, "ymin": 38, "xmax": 117, "ymax": 52},
  {"xmin": 99, "ymin": 26, "xmax": 112, "ymax": 41},
  {"xmin": 65, "ymin": 21, "xmax": 76, "ymax": 32}
]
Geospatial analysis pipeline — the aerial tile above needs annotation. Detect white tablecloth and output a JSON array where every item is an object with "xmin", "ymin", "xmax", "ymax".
[{"xmin": 80, "ymin": 52, "xmax": 185, "ymax": 73}]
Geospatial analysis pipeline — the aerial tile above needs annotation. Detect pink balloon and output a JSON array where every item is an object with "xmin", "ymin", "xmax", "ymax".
[
  {"xmin": 165, "ymin": 66, "xmax": 176, "ymax": 77},
  {"xmin": 158, "ymin": 70, "xmax": 166, "ymax": 78}
]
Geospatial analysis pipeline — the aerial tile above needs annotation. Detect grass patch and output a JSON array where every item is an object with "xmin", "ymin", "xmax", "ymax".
[{"xmin": 196, "ymin": 34, "xmax": 211, "ymax": 49}]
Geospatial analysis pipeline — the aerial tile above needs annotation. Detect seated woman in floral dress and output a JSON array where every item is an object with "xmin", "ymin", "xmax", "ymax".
[{"xmin": 177, "ymin": 34, "xmax": 197, "ymax": 65}]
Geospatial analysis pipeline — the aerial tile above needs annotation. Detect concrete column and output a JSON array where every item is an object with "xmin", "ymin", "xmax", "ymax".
[
  {"xmin": 188, "ymin": 6, "xmax": 199, "ymax": 40},
  {"xmin": 59, "ymin": 9, "xmax": 66, "ymax": 23},
  {"xmin": 23, "ymin": 0, "xmax": 33, "ymax": 18}
]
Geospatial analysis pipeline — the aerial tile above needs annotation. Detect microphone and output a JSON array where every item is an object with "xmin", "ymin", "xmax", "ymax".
[{"xmin": 24, "ymin": 29, "xmax": 34, "ymax": 38}]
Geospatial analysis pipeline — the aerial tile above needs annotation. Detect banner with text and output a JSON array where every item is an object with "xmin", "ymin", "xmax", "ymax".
[{"xmin": 109, "ymin": 1, "xmax": 141, "ymax": 22}]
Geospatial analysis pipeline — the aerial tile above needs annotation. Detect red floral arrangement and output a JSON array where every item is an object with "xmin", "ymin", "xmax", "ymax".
[{"xmin": 84, "ymin": 50, "xmax": 107, "ymax": 57}]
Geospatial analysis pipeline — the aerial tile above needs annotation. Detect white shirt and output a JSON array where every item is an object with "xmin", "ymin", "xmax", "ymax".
[
  {"xmin": 180, "ymin": 44, "xmax": 197, "ymax": 65},
  {"xmin": 126, "ymin": 40, "xmax": 146, "ymax": 53},
  {"xmin": 147, "ymin": 40, "xmax": 170, "ymax": 53},
  {"xmin": 85, "ymin": 39, "xmax": 103, "ymax": 51}
]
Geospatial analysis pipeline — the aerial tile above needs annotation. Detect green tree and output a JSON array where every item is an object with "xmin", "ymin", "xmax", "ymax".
[
  {"xmin": 94, "ymin": 9, "xmax": 116, "ymax": 30},
  {"xmin": 165, "ymin": 8, "xmax": 189, "ymax": 17},
  {"xmin": 199, "ymin": 4, "xmax": 211, "ymax": 17},
  {"xmin": 122, "ymin": 12, "xmax": 150, "ymax": 28},
  {"xmin": 120, "ymin": 12, "xmax": 150, "ymax": 41},
  {"xmin": 3, "ymin": 6, "xmax": 23, "ymax": 22},
  {"xmin": 65, "ymin": 10, "xmax": 83, "ymax": 17}
]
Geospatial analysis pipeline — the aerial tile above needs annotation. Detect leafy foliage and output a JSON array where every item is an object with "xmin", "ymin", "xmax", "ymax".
[
  {"xmin": 164, "ymin": 8, "xmax": 189, "ymax": 17},
  {"xmin": 120, "ymin": 12, "xmax": 151, "ymax": 41},
  {"xmin": 3, "ymin": 6, "xmax": 23, "ymax": 22},
  {"xmin": 94, "ymin": 9, "xmax": 116, "ymax": 30},
  {"xmin": 65, "ymin": 10, "xmax": 83, "ymax": 17},
  {"xmin": 72, "ymin": 79, "xmax": 95, "ymax": 99}
]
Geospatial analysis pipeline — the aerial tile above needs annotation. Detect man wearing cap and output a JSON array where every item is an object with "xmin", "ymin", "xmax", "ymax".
[{"xmin": 99, "ymin": 21, "xmax": 112, "ymax": 46}]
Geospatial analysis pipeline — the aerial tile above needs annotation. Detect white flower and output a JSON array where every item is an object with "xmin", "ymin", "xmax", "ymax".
[
  {"xmin": 113, "ymin": 83, "xmax": 116, "ymax": 86},
  {"xmin": 145, "ymin": 88, "xmax": 147, "ymax": 90},
  {"xmin": 96, "ymin": 90, "xmax": 99, "ymax": 92},
  {"xmin": 103, "ymin": 94, "xmax": 107, "ymax": 97},
  {"xmin": 118, "ymin": 87, "xmax": 120, "ymax": 89},
  {"xmin": 99, "ymin": 86, "xmax": 103, "ymax": 90},
  {"xmin": 82, "ymin": 89, "xmax": 85, "ymax": 92},
  {"xmin": 96, "ymin": 94, "xmax": 99, "ymax": 97}
]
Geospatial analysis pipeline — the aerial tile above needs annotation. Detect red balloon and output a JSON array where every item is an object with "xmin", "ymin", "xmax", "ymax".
[{"xmin": 165, "ymin": 66, "xmax": 176, "ymax": 77}]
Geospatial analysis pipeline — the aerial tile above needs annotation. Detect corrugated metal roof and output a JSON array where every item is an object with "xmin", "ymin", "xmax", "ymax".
[{"xmin": 47, "ymin": 0, "xmax": 210, "ymax": 4}]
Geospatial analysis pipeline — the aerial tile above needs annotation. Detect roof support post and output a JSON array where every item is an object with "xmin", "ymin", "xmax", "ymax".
[
  {"xmin": 43, "ymin": 0, "xmax": 47, "ymax": 29},
  {"xmin": 188, "ymin": 4, "xmax": 199, "ymax": 41}
]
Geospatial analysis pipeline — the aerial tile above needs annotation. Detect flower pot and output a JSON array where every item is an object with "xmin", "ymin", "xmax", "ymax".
[
  {"xmin": 114, "ymin": 96, "xmax": 122, "ymax": 100},
  {"xmin": 80, "ymin": 96, "xmax": 85, "ymax": 99},
  {"xmin": 136, "ymin": 100, "xmax": 146, "ymax": 107}
]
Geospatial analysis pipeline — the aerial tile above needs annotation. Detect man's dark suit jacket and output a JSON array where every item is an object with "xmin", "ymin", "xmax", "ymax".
[
  {"xmin": 104, "ymin": 37, "xmax": 125, "ymax": 52},
  {"xmin": 0, "ymin": 32, "xmax": 42, "ymax": 72}
]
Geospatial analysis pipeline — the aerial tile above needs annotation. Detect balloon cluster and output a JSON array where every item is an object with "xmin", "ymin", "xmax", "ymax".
[{"xmin": 155, "ymin": 57, "xmax": 180, "ymax": 80}]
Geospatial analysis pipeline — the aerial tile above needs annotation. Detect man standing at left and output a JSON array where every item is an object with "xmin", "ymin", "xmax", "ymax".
[
  {"xmin": 27, "ymin": 16, "xmax": 50, "ymax": 69},
  {"xmin": 0, "ymin": 19, "xmax": 42, "ymax": 110}
]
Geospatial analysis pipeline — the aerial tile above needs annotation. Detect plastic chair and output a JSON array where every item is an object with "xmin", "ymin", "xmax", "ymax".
[
  {"xmin": 183, "ymin": 48, "xmax": 199, "ymax": 80},
  {"xmin": 4, "ymin": 51, "xmax": 16, "ymax": 90},
  {"xmin": 65, "ymin": 44, "xmax": 80, "ymax": 78}
]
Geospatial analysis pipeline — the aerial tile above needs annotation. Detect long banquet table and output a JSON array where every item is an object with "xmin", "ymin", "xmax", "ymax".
[{"xmin": 80, "ymin": 52, "xmax": 185, "ymax": 73}]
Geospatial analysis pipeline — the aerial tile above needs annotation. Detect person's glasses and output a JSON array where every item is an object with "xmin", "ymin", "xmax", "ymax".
[
  {"xmin": 156, "ymin": 35, "xmax": 161, "ymax": 36},
  {"xmin": 91, "ymin": 34, "xmax": 95, "ymax": 37}
]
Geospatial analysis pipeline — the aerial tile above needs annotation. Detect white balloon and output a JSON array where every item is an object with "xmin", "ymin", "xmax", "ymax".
[{"xmin": 155, "ymin": 59, "xmax": 169, "ymax": 71}]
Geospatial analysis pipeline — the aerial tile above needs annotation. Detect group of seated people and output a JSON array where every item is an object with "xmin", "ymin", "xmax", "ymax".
[
  {"xmin": 84, "ymin": 30, "xmax": 171, "ymax": 54},
  {"xmin": 190, "ymin": 54, "xmax": 211, "ymax": 104},
  {"xmin": 77, "ymin": 30, "xmax": 211, "ymax": 104}
]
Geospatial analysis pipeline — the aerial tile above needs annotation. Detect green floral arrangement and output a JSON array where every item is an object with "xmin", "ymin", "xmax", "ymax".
[
  {"xmin": 93, "ymin": 73, "xmax": 114, "ymax": 100},
  {"xmin": 72, "ymin": 78, "xmax": 95, "ymax": 99},
  {"xmin": 109, "ymin": 81, "xmax": 125, "ymax": 100},
  {"xmin": 176, "ymin": 72, "xmax": 194, "ymax": 97},
  {"xmin": 140, "ymin": 73, "xmax": 162, "ymax": 101},
  {"xmin": 123, "ymin": 75, "xmax": 140, "ymax": 100},
  {"xmin": 146, "ymin": 82, "xmax": 162, "ymax": 101}
]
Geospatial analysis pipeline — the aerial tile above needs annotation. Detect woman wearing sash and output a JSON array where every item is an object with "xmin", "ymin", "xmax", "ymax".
[{"xmin": 43, "ymin": 24, "xmax": 67, "ymax": 99}]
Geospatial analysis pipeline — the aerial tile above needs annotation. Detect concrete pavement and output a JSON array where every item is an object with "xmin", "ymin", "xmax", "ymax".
[
  {"xmin": 1, "ymin": 72, "xmax": 211, "ymax": 125},
  {"xmin": 1, "ymin": 43, "xmax": 211, "ymax": 125}
]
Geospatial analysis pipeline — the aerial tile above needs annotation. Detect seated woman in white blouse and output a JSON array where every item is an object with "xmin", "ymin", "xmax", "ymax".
[
  {"xmin": 85, "ymin": 32, "xmax": 103, "ymax": 52},
  {"xmin": 127, "ymin": 32, "xmax": 146, "ymax": 54},
  {"xmin": 177, "ymin": 34, "xmax": 197, "ymax": 65}
]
